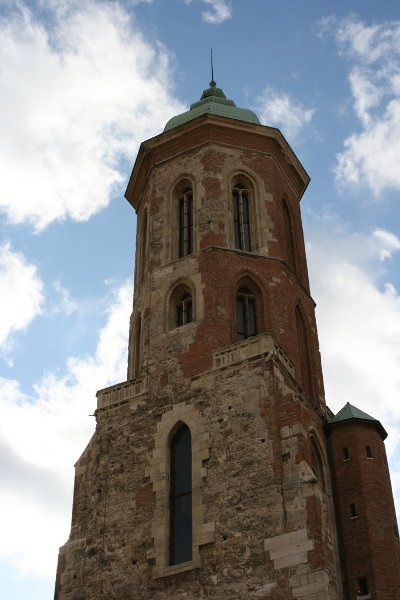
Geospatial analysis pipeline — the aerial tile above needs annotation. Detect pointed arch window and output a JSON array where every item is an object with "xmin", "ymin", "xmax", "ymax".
[
  {"xmin": 236, "ymin": 287, "xmax": 257, "ymax": 340},
  {"xmin": 282, "ymin": 198, "xmax": 296, "ymax": 272},
  {"xmin": 169, "ymin": 424, "xmax": 192, "ymax": 565},
  {"xmin": 310, "ymin": 437, "xmax": 325, "ymax": 490},
  {"xmin": 178, "ymin": 188, "xmax": 193, "ymax": 258},
  {"xmin": 134, "ymin": 316, "xmax": 142, "ymax": 377},
  {"xmin": 140, "ymin": 210, "xmax": 148, "ymax": 280},
  {"xmin": 233, "ymin": 184, "xmax": 251, "ymax": 251},
  {"xmin": 295, "ymin": 305, "xmax": 312, "ymax": 397}
]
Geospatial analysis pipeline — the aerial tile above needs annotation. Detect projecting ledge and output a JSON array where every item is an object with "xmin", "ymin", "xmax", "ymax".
[
  {"xmin": 96, "ymin": 376, "xmax": 147, "ymax": 410},
  {"xmin": 212, "ymin": 332, "xmax": 294, "ymax": 376}
]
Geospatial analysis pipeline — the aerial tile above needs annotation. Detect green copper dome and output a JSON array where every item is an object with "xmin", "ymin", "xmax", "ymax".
[{"xmin": 164, "ymin": 80, "xmax": 260, "ymax": 132}]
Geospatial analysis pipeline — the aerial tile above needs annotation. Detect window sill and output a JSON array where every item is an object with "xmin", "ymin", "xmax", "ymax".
[
  {"xmin": 168, "ymin": 320, "xmax": 198, "ymax": 335},
  {"xmin": 356, "ymin": 595, "xmax": 370, "ymax": 600},
  {"xmin": 350, "ymin": 516, "xmax": 359, "ymax": 520},
  {"xmin": 153, "ymin": 555, "xmax": 201, "ymax": 579}
]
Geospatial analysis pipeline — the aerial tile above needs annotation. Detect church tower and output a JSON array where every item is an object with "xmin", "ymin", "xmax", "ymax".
[{"xmin": 55, "ymin": 82, "xmax": 400, "ymax": 600}]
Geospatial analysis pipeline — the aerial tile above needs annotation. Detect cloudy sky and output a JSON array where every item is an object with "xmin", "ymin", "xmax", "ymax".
[{"xmin": 1, "ymin": 0, "xmax": 400, "ymax": 597}]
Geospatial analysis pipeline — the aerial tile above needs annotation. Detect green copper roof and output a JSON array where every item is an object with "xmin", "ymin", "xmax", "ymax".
[
  {"xmin": 328, "ymin": 402, "xmax": 387, "ymax": 438},
  {"xmin": 164, "ymin": 80, "xmax": 260, "ymax": 132}
]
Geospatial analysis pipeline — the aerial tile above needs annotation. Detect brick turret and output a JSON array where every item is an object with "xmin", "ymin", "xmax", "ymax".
[{"xmin": 327, "ymin": 403, "xmax": 400, "ymax": 599}]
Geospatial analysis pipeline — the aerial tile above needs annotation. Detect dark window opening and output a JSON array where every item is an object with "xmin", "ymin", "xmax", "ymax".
[
  {"xmin": 343, "ymin": 447, "xmax": 349, "ymax": 461},
  {"xmin": 176, "ymin": 293, "xmax": 193, "ymax": 327},
  {"xmin": 236, "ymin": 287, "xmax": 257, "ymax": 340},
  {"xmin": 233, "ymin": 186, "xmax": 251, "ymax": 251},
  {"xmin": 179, "ymin": 190, "xmax": 193, "ymax": 258},
  {"xmin": 140, "ymin": 211, "xmax": 148, "ymax": 279},
  {"xmin": 366, "ymin": 446, "xmax": 373, "ymax": 458},
  {"xmin": 282, "ymin": 198, "xmax": 296, "ymax": 271},
  {"xmin": 169, "ymin": 425, "xmax": 192, "ymax": 565},
  {"xmin": 134, "ymin": 318, "xmax": 142, "ymax": 378},
  {"xmin": 311, "ymin": 440, "xmax": 324, "ymax": 488},
  {"xmin": 350, "ymin": 503, "xmax": 357, "ymax": 518},
  {"xmin": 358, "ymin": 577, "xmax": 369, "ymax": 596},
  {"xmin": 295, "ymin": 306, "xmax": 312, "ymax": 397}
]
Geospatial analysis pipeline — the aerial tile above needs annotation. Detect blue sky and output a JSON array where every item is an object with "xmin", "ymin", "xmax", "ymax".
[{"xmin": 1, "ymin": 0, "xmax": 400, "ymax": 597}]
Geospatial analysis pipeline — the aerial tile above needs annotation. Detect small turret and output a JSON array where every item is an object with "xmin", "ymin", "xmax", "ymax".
[{"xmin": 326, "ymin": 403, "xmax": 400, "ymax": 599}]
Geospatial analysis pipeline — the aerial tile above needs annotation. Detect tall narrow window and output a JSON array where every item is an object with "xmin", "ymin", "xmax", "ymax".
[
  {"xmin": 282, "ymin": 198, "xmax": 296, "ymax": 272},
  {"xmin": 311, "ymin": 439, "xmax": 325, "ymax": 489},
  {"xmin": 169, "ymin": 425, "xmax": 192, "ymax": 565},
  {"xmin": 233, "ymin": 184, "xmax": 251, "ymax": 251},
  {"xmin": 140, "ymin": 210, "xmax": 148, "ymax": 279},
  {"xmin": 295, "ymin": 305, "xmax": 312, "ymax": 397},
  {"xmin": 176, "ymin": 293, "xmax": 193, "ymax": 327},
  {"xmin": 236, "ymin": 287, "xmax": 257, "ymax": 340},
  {"xmin": 134, "ymin": 317, "xmax": 141, "ymax": 377},
  {"xmin": 178, "ymin": 189, "xmax": 193, "ymax": 258},
  {"xmin": 358, "ymin": 578, "xmax": 369, "ymax": 595}
]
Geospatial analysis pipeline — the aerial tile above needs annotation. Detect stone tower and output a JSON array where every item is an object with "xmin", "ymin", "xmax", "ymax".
[{"xmin": 55, "ymin": 82, "xmax": 400, "ymax": 600}]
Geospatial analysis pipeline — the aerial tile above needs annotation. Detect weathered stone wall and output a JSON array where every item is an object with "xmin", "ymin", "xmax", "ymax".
[{"xmin": 56, "ymin": 335, "xmax": 341, "ymax": 599}]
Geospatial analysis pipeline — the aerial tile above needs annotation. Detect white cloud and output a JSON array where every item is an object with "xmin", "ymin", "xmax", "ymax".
[
  {"xmin": 307, "ymin": 220, "xmax": 400, "ymax": 510},
  {"xmin": 307, "ymin": 221, "xmax": 400, "ymax": 430},
  {"xmin": 0, "ymin": 243, "xmax": 44, "ymax": 349},
  {"xmin": 323, "ymin": 17, "xmax": 400, "ymax": 195},
  {"xmin": 51, "ymin": 281, "xmax": 79, "ymax": 315},
  {"xmin": 201, "ymin": 0, "xmax": 231, "ymax": 24},
  {"xmin": 0, "ymin": 281, "xmax": 131, "ymax": 576},
  {"xmin": 0, "ymin": 1, "xmax": 184, "ymax": 230},
  {"xmin": 255, "ymin": 87, "xmax": 315, "ymax": 140}
]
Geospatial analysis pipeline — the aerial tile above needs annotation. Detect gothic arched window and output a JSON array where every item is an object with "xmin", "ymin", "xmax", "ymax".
[
  {"xmin": 232, "ymin": 183, "xmax": 251, "ymax": 251},
  {"xmin": 178, "ymin": 187, "xmax": 193, "ymax": 258},
  {"xmin": 169, "ymin": 424, "xmax": 192, "ymax": 565},
  {"xmin": 140, "ymin": 209, "xmax": 148, "ymax": 280},
  {"xmin": 310, "ymin": 437, "xmax": 325, "ymax": 490},
  {"xmin": 282, "ymin": 198, "xmax": 296, "ymax": 272},
  {"xmin": 134, "ymin": 316, "xmax": 142, "ymax": 377},
  {"xmin": 295, "ymin": 305, "xmax": 312, "ymax": 397},
  {"xmin": 236, "ymin": 286, "xmax": 257, "ymax": 340}
]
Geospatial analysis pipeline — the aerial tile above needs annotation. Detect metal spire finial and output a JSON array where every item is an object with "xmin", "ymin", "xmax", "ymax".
[{"xmin": 210, "ymin": 48, "xmax": 216, "ymax": 87}]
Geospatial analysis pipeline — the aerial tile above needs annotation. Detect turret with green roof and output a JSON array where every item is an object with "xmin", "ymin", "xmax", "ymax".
[{"xmin": 326, "ymin": 401, "xmax": 387, "ymax": 439}]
